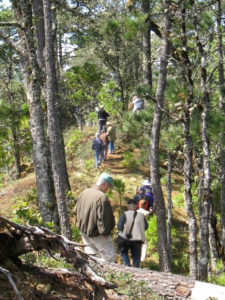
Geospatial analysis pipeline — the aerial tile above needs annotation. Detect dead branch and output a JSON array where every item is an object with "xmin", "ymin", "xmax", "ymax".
[
  {"xmin": 0, "ymin": 266, "xmax": 24, "ymax": 300},
  {"xmin": 0, "ymin": 215, "xmax": 115, "ymax": 299}
]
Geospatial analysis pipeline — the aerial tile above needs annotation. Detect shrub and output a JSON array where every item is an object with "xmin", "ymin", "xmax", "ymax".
[{"xmin": 123, "ymin": 150, "xmax": 138, "ymax": 170}]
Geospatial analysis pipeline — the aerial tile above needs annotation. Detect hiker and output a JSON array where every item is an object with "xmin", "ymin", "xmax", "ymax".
[
  {"xmin": 106, "ymin": 121, "xmax": 116, "ymax": 154},
  {"xmin": 100, "ymin": 126, "xmax": 109, "ymax": 160},
  {"xmin": 116, "ymin": 199, "xmax": 148, "ymax": 268},
  {"xmin": 137, "ymin": 199, "xmax": 150, "ymax": 217},
  {"xmin": 75, "ymin": 173, "xmax": 115, "ymax": 262},
  {"xmin": 137, "ymin": 199, "xmax": 149, "ymax": 262},
  {"xmin": 96, "ymin": 105, "xmax": 110, "ymax": 133},
  {"xmin": 132, "ymin": 95, "xmax": 143, "ymax": 113},
  {"xmin": 133, "ymin": 178, "xmax": 154, "ymax": 214},
  {"xmin": 92, "ymin": 132, "xmax": 104, "ymax": 168}
]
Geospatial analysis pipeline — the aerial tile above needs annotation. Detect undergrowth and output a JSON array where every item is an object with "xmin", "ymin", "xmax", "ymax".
[{"xmin": 101, "ymin": 269, "xmax": 165, "ymax": 299}]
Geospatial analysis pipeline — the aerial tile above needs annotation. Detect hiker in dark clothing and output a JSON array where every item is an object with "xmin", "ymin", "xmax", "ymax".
[
  {"xmin": 133, "ymin": 179, "xmax": 154, "ymax": 214},
  {"xmin": 96, "ymin": 105, "xmax": 110, "ymax": 133},
  {"xmin": 116, "ymin": 199, "xmax": 148, "ymax": 268},
  {"xmin": 92, "ymin": 133, "xmax": 104, "ymax": 168},
  {"xmin": 100, "ymin": 126, "xmax": 109, "ymax": 160}
]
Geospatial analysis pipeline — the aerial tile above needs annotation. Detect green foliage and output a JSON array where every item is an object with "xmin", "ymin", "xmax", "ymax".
[
  {"xmin": 102, "ymin": 270, "xmax": 164, "ymax": 299},
  {"xmin": 113, "ymin": 178, "xmax": 125, "ymax": 210},
  {"xmin": 13, "ymin": 199, "xmax": 42, "ymax": 226},
  {"xmin": 71, "ymin": 226, "xmax": 81, "ymax": 242},
  {"xmin": 122, "ymin": 150, "xmax": 138, "ymax": 170},
  {"xmin": 146, "ymin": 215, "xmax": 158, "ymax": 250},
  {"xmin": 96, "ymin": 81, "xmax": 122, "ymax": 117},
  {"xmin": 65, "ymin": 129, "xmax": 83, "ymax": 158},
  {"xmin": 0, "ymin": 92, "xmax": 31, "ymax": 171},
  {"xmin": 83, "ymin": 159, "xmax": 95, "ymax": 170},
  {"xmin": 173, "ymin": 193, "xmax": 185, "ymax": 208},
  {"xmin": 21, "ymin": 250, "xmax": 73, "ymax": 269},
  {"xmin": 105, "ymin": 19, "xmax": 120, "ymax": 34},
  {"xmin": 12, "ymin": 189, "xmax": 54, "ymax": 230},
  {"xmin": 209, "ymin": 261, "xmax": 225, "ymax": 286},
  {"xmin": 123, "ymin": 15, "xmax": 146, "ymax": 40}
]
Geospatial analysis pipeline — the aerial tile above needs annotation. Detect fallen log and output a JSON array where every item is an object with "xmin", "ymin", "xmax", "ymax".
[
  {"xmin": 0, "ymin": 215, "xmax": 115, "ymax": 299},
  {"xmin": 98, "ymin": 261, "xmax": 225, "ymax": 299},
  {"xmin": 1, "ymin": 216, "xmax": 225, "ymax": 300}
]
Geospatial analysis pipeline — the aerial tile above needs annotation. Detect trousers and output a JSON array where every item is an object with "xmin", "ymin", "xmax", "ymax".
[{"xmin": 81, "ymin": 233, "xmax": 115, "ymax": 263}]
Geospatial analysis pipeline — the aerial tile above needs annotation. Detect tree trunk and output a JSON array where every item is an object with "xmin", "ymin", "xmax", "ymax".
[
  {"xmin": 216, "ymin": 0, "xmax": 225, "ymax": 260},
  {"xmin": 12, "ymin": 0, "xmax": 57, "ymax": 224},
  {"xmin": 167, "ymin": 151, "xmax": 172, "ymax": 263},
  {"xmin": 209, "ymin": 201, "xmax": 220, "ymax": 269},
  {"xmin": 43, "ymin": 0, "xmax": 71, "ymax": 239},
  {"xmin": 180, "ymin": 3, "xmax": 198, "ymax": 279},
  {"xmin": 51, "ymin": 3, "xmax": 71, "ymax": 192},
  {"xmin": 11, "ymin": 126, "xmax": 21, "ymax": 179},
  {"xmin": 32, "ymin": 0, "xmax": 45, "ymax": 70},
  {"xmin": 142, "ymin": 0, "xmax": 152, "ymax": 88},
  {"xmin": 149, "ymin": 0, "xmax": 171, "ymax": 272},
  {"xmin": 7, "ymin": 58, "xmax": 22, "ymax": 179},
  {"xmin": 192, "ymin": 0, "xmax": 211, "ymax": 281}
]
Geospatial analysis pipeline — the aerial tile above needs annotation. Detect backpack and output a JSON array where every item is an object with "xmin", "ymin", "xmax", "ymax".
[
  {"xmin": 134, "ymin": 186, "xmax": 154, "ymax": 210},
  {"xmin": 92, "ymin": 138, "xmax": 103, "ymax": 152}
]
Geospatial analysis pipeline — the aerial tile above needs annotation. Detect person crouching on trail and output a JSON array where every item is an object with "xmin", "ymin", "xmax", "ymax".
[
  {"xmin": 75, "ymin": 173, "xmax": 115, "ymax": 262},
  {"xmin": 92, "ymin": 132, "xmax": 104, "ymax": 168},
  {"xmin": 116, "ymin": 199, "xmax": 148, "ymax": 268}
]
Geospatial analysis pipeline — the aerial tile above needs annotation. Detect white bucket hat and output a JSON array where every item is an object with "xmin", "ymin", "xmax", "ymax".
[{"xmin": 142, "ymin": 179, "xmax": 151, "ymax": 186}]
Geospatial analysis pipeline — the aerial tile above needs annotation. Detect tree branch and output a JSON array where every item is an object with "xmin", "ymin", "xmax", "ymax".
[
  {"xmin": 0, "ymin": 266, "xmax": 24, "ymax": 300},
  {"xmin": 0, "ymin": 22, "xmax": 22, "ymax": 28},
  {"xmin": 0, "ymin": 31, "xmax": 21, "ymax": 54}
]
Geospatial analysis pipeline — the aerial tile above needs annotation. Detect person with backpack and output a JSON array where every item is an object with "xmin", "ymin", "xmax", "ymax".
[
  {"xmin": 106, "ymin": 121, "xmax": 116, "ymax": 154},
  {"xmin": 132, "ymin": 95, "xmax": 143, "ymax": 113},
  {"xmin": 116, "ymin": 199, "xmax": 148, "ymax": 268},
  {"xmin": 92, "ymin": 133, "xmax": 104, "ymax": 168},
  {"xmin": 100, "ymin": 126, "xmax": 109, "ymax": 160},
  {"xmin": 96, "ymin": 105, "xmax": 110, "ymax": 133},
  {"xmin": 133, "ymin": 179, "xmax": 154, "ymax": 214}
]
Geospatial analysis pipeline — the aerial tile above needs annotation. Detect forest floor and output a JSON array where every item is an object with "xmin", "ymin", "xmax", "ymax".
[{"xmin": 0, "ymin": 125, "xmax": 189, "ymax": 274}]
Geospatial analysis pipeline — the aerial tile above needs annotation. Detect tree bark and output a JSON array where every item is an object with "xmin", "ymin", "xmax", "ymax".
[
  {"xmin": 43, "ymin": 0, "xmax": 71, "ymax": 239},
  {"xmin": 6, "ymin": 59, "xmax": 22, "ymax": 179},
  {"xmin": 167, "ymin": 151, "xmax": 172, "ymax": 263},
  {"xmin": 12, "ymin": 0, "xmax": 57, "ymax": 224},
  {"xmin": 142, "ymin": 0, "xmax": 152, "ymax": 88},
  {"xmin": 180, "ymin": 3, "xmax": 198, "ymax": 279},
  {"xmin": 149, "ymin": 0, "xmax": 171, "ymax": 272},
  {"xmin": 191, "ymin": 0, "xmax": 211, "ymax": 281},
  {"xmin": 216, "ymin": 0, "xmax": 225, "ymax": 260}
]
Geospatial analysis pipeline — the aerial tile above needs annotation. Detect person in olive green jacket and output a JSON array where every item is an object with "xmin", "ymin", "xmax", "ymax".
[
  {"xmin": 75, "ymin": 173, "xmax": 115, "ymax": 262},
  {"xmin": 106, "ymin": 121, "xmax": 116, "ymax": 154}
]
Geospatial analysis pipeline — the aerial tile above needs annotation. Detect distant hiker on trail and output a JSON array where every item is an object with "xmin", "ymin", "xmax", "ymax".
[
  {"xmin": 106, "ymin": 121, "xmax": 116, "ymax": 154},
  {"xmin": 116, "ymin": 199, "xmax": 148, "ymax": 268},
  {"xmin": 133, "ymin": 178, "xmax": 154, "ymax": 214},
  {"xmin": 100, "ymin": 126, "xmax": 109, "ymax": 160},
  {"xmin": 92, "ymin": 132, "xmax": 104, "ymax": 168},
  {"xmin": 96, "ymin": 105, "xmax": 110, "ymax": 133},
  {"xmin": 75, "ymin": 173, "xmax": 115, "ymax": 262},
  {"xmin": 132, "ymin": 95, "xmax": 143, "ymax": 113}
]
